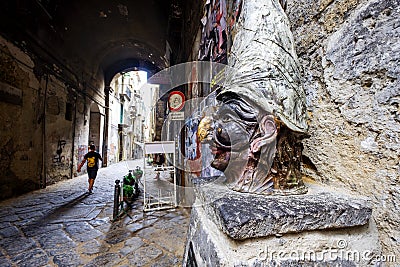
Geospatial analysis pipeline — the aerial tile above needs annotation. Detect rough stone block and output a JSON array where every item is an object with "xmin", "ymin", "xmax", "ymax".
[
  {"xmin": 183, "ymin": 204, "xmax": 381, "ymax": 267},
  {"xmin": 194, "ymin": 178, "xmax": 372, "ymax": 240}
]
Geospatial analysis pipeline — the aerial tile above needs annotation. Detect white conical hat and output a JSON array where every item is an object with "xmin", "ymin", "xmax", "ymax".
[{"xmin": 219, "ymin": 0, "xmax": 308, "ymax": 133}]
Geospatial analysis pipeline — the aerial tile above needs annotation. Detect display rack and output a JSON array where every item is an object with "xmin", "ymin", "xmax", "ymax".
[{"xmin": 143, "ymin": 141, "xmax": 177, "ymax": 211}]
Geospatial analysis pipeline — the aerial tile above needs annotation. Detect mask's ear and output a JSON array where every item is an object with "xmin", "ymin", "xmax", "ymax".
[{"xmin": 250, "ymin": 115, "xmax": 277, "ymax": 153}]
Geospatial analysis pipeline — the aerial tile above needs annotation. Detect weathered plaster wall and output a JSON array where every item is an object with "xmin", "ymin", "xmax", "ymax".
[
  {"xmin": 0, "ymin": 35, "xmax": 104, "ymax": 200},
  {"xmin": 286, "ymin": 0, "xmax": 399, "ymax": 257},
  {"xmin": 45, "ymin": 75, "xmax": 74, "ymax": 184},
  {"xmin": 0, "ymin": 37, "xmax": 42, "ymax": 198},
  {"xmin": 74, "ymin": 97, "xmax": 90, "ymax": 168}
]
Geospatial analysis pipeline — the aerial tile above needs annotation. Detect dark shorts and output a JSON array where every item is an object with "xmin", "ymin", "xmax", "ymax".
[{"xmin": 87, "ymin": 170, "xmax": 98, "ymax": 179}]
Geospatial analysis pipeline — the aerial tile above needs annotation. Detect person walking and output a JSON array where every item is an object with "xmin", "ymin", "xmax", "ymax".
[{"xmin": 77, "ymin": 144, "xmax": 103, "ymax": 193}]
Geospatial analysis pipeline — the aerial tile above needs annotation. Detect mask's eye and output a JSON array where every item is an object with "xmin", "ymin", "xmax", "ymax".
[
  {"xmin": 221, "ymin": 114, "xmax": 230, "ymax": 122},
  {"xmin": 217, "ymin": 105, "xmax": 238, "ymax": 123}
]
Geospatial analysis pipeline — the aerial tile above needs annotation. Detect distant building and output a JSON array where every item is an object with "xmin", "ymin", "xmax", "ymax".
[{"xmin": 108, "ymin": 71, "xmax": 151, "ymax": 163}]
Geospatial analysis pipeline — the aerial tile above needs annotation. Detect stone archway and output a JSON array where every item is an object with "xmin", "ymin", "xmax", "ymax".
[{"xmin": 89, "ymin": 103, "xmax": 101, "ymax": 152}]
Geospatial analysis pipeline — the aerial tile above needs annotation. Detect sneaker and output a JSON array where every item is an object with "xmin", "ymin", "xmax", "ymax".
[{"xmin": 88, "ymin": 189, "xmax": 93, "ymax": 194}]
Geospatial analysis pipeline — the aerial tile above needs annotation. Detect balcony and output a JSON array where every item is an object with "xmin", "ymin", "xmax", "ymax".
[{"xmin": 119, "ymin": 84, "xmax": 132, "ymax": 102}]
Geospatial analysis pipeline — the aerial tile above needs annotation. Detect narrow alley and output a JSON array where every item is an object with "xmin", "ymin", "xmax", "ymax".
[{"xmin": 0, "ymin": 159, "xmax": 190, "ymax": 267}]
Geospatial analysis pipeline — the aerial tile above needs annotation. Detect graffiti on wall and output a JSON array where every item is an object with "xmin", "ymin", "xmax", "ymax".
[
  {"xmin": 53, "ymin": 140, "xmax": 66, "ymax": 163},
  {"xmin": 185, "ymin": 117, "xmax": 202, "ymax": 177},
  {"xmin": 78, "ymin": 145, "xmax": 87, "ymax": 165},
  {"xmin": 185, "ymin": 118, "xmax": 200, "ymax": 160}
]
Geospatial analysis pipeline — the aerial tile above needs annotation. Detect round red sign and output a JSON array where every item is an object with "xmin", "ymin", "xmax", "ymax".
[{"xmin": 168, "ymin": 91, "xmax": 185, "ymax": 111}]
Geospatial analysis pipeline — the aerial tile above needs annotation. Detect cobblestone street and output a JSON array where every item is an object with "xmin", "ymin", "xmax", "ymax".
[{"xmin": 0, "ymin": 159, "xmax": 191, "ymax": 267}]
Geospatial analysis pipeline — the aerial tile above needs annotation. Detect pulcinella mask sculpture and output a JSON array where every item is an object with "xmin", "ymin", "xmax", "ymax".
[{"xmin": 198, "ymin": 0, "xmax": 309, "ymax": 195}]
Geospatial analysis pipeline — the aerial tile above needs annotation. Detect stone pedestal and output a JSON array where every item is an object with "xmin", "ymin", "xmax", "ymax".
[{"xmin": 183, "ymin": 178, "xmax": 381, "ymax": 266}]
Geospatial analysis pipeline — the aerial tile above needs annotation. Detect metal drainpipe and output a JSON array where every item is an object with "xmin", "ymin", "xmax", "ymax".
[
  {"xmin": 41, "ymin": 74, "xmax": 49, "ymax": 188},
  {"xmin": 70, "ymin": 91, "xmax": 77, "ymax": 179}
]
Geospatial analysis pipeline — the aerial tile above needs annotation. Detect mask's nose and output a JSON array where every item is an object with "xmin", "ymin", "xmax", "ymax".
[{"xmin": 197, "ymin": 116, "xmax": 214, "ymax": 143}]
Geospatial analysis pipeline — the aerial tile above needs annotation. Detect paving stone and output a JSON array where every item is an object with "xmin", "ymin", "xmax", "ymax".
[
  {"xmin": 22, "ymin": 223, "xmax": 62, "ymax": 237},
  {"xmin": 88, "ymin": 217, "xmax": 110, "ymax": 227},
  {"xmin": 144, "ymin": 211, "xmax": 156, "ymax": 216},
  {"xmin": 65, "ymin": 222, "xmax": 103, "ymax": 242},
  {"xmin": 0, "ymin": 214, "xmax": 19, "ymax": 222},
  {"xmin": 148, "ymin": 211, "xmax": 167, "ymax": 218},
  {"xmin": 82, "ymin": 208, "xmax": 103, "ymax": 221},
  {"xmin": 81, "ymin": 197, "xmax": 106, "ymax": 205},
  {"xmin": 0, "ymin": 237, "xmax": 36, "ymax": 256},
  {"xmin": 48, "ymin": 206, "xmax": 101, "ymax": 223},
  {"xmin": 129, "ymin": 213, "xmax": 144, "ymax": 222},
  {"xmin": 82, "ymin": 240, "xmax": 110, "ymax": 255},
  {"xmin": 163, "ymin": 212, "xmax": 176, "ymax": 218},
  {"xmin": 127, "ymin": 245, "xmax": 163, "ymax": 266},
  {"xmin": 169, "ymin": 215, "xmax": 189, "ymax": 223},
  {"xmin": 83, "ymin": 253, "xmax": 121, "ymax": 267},
  {"xmin": 13, "ymin": 219, "xmax": 37, "ymax": 227},
  {"xmin": 142, "ymin": 218, "xmax": 158, "ymax": 227},
  {"xmin": 53, "ymin": 252, "xmax": 82, "ymax": 267},
  {"xmin": 17, "ymin": 211, "xmax": 45, "ymax": 220},
  {"xmin": 136, "ymin": 227, "xmax": 156, "ymax": 239},
  {"xmin": 126, "ymin": 222, "xmax": 145, "ymax": 233},
  {"xmin": 49, "ymin": 196, "xmax": 70, "ymax": 205},
  {"xmin": 12, "ymin": 199, "xmax": 47, "ymax": 208},
  {"xmin": 61, "ymin": 192, "xmax": 83, "ymax": 200},
  {"xmin": 150, "ymin": 254, "xmax": 181, "ymax": 267},
  {"xmin": 0, "ymin": 225, "xmax": 20, "ymax": 238},
  {"xmin": 93, "ymin": 221, "xmax": 111, "ymax": 233},
  {"xmin": 104, "ymin": 227, "xmax": 131, "ymax": 245},
  {"xmin": 0, "ymin": 256, "xmax": 12, "ymax": 267},
  {"xmin": 37, "ymin": 230, "xmax": 77, "ymax": 256},
  {"xmin": 0, "ymin": 222, "xmax": 11, "ymax": 230},
  {"xmin": 11, "ymin": 248, "xmax": 48, "ymax": 267},
  {"xmin": 0, "ymin": 207, "xmax": 13, "ymax": 218},
  {"xmin": 120, "ymin": 237, "xmax": 144, "ymax": 255},
  {"xmin": 148, "ymin": 228, "xmax": 186, "ymax": 255},
  {"xmin": 153, "ymin": 218, "xmax": 182, "ymax": 231},
  {"xmin": 101, "ymin": 207, "xmax": 114, "ymax": 217},
  {"xmin": 13, "ymin": 206, "xmax": 46, "ymax": 214}
]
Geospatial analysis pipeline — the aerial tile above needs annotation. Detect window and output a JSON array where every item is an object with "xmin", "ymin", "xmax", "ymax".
[{"xmin": 65, "ymin": 102, "xmax": 73, "ymax": 121}]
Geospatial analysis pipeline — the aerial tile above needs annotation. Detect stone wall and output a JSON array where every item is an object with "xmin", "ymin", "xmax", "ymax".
[
  {"xmin": 0, "ymin": 35, "xmax": 104, "ymax": 200},
  {"xmin": 0, "ymin": 37, "xmax": 42, "ymax": 198},
  {"xmin": 44, "ymin": 75, "xmax": 75, "ymax": 185},
  {"xmin": 286, "ymin": 0, "xmax": 399, "ymax": 257}
]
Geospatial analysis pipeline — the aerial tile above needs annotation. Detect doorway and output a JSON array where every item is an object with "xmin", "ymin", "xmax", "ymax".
[{"xmin": 89, "ymin": 103, "xmax": 102, "ymax": 153}]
